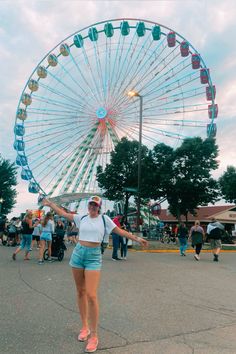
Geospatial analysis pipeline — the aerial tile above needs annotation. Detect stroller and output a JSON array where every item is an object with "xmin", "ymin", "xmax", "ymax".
[{"xmin": 43, "ymin": 233, "xmax": 66, "ymax": 262}]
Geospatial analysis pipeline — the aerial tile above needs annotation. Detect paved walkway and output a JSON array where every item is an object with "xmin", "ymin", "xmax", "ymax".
[{"xmin": 1, "ymin": 245, "xmax": 236, "ymax": 353}]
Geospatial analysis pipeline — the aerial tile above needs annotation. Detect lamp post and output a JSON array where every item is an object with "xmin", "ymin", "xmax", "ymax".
[
  {"xmin": 128, "ymin": 91, "xmax": 143, "ymax": 231},
  {"xmin": 0, "ymin": 198, "xmax": 4, "ymax": 214}
]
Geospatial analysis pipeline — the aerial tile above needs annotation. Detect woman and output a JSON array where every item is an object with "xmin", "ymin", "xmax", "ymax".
[
  {"xmin": 38, "ymin": 212, "xmax": 54, "ymax": 264},
  {"xmin": 189, "ymin": 220, "xmax": 205, "ymax": 261},
  {"xmin": 42, "ymin": 195, "xmax": 148, "ymax": 353},
  {"xmin": 12, "ymin": 211, "xmax": 34, "ymax": 261},
  {"xmin": 55, "ymin": 219, "xmax": 65, "ymax": 238},
  {"xmin": 177, "ymin": 222, "xmax": 188, "ymax": 256}
]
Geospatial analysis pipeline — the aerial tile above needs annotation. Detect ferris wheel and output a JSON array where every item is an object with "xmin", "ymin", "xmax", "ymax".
[{"xmin": 14, "ymin": 18, "xmax": 218, "ymax": 203}]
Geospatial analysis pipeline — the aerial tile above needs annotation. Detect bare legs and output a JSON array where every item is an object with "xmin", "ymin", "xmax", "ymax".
[
  {"xmin": 39, "ymin": 240, "xmax": 46, "ymax": 261},
  {"xmin": 39, "ymin": 240, "xmax": 52, "ymax": 260},
  {"xmin": 212, "ymin": 247, "xmax": 220, "ymax": 255},
  {"xmin": 72, "ymin": 268, "xmax": 101, "ymax": 338}
]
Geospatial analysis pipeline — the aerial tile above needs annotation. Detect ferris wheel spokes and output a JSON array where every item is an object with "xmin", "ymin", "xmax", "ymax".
[{"xmin": 14, "ymin": 18, "xmax": 217, "ymax": 199}]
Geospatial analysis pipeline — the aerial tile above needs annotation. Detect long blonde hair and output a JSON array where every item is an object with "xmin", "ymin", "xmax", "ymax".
[{"xmin": 42, "ymin": 212, "xmax": 53, "ymax": 227}]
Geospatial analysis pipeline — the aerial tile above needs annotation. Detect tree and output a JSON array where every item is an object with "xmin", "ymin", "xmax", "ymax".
[
  {"xmin": 219, "ymin": 166, "xmax": 236, "ymax": 203},
  {"xmin": 96, "ymin": 137, "xmax": 150, "ymax": 217},
  {"xmin": 166, "ymin": 137, "xmax": 220, "ymax": 222},
  {"xmin": 148, "ymin": 143, "xmax": 175, "ymax": 200},
  {"xmin": 0, "ymin": 155, "xmax": 18, "ymax": 215}
]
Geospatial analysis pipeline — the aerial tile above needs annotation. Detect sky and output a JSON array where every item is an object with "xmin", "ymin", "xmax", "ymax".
[{"xmin": 0, "ymin": 0, "xmax": 236, "ymax": 217}]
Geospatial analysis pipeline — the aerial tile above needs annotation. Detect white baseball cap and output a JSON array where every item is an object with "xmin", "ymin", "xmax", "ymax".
[{"xmin": 88, "ymin": 195, "xmax": 102, "ymax": 207}]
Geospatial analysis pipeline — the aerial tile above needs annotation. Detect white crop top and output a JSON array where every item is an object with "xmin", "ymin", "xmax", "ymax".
[{"xmin": 73, "ymin": 214, "xmax": 116, "ymax": 243}]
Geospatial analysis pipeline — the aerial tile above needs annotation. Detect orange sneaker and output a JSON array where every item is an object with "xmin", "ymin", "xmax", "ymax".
[
  {"xmin": 85, "ymin": 337, "xmax": 98, "ymax": 353},
  {"xmin": 78, "ymin": 328, "xmax": 90, "ymax": 342}
]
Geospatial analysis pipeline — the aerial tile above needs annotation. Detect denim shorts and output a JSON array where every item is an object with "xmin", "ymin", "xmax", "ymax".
[
  {"xmin": 20, "ymin": 234, "xmax": 32, "ymax": 251},
  {"xmin": 69, "ymin": 243, "xmax": 102, "ymax": 271},
  {"xmin": 40, "ymin": 232, "xmax": 52, "ymax": 241}
]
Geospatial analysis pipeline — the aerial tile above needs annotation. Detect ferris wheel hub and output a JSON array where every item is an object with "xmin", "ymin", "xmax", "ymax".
[{"xmin": 96, "ymin": 107, "xmax": 107, "ymax": 119}]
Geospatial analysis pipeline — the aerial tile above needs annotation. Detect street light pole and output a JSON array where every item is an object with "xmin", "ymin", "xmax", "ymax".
[
  {"xmin": 137, "ymin": 95, "xmax": 143, "ymax": 232},
  {"xmin": 127, "ymin": 91, "xmax": 143, "ymax": 231}
]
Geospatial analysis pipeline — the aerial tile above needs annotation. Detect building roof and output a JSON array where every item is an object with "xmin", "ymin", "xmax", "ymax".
[{"xmin": 159, "ymin": 205, "xmax": 236, "ymax": 224}]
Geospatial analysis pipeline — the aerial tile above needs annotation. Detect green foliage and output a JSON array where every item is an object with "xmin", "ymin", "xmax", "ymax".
[
  {"xmin": 166, "ymin": 138, "xmax": 220, "ymax": 220},
  {"xmin": 219, "ymin": 166, "xmax": 236, "ymax": 203},
  {"xmin": 149, "ymin": 143, "xmax": 175, "ymax": 200},
  {"xmin": 0, "ymin": 155, "xmax": 18, "ymax": 215},
  {"xmin": 96, "ymin": 137, "xmax": 149, "ymax": 201},
  {"xmin": 96, "ymin": 137, "xmax": 220, "ymax": 221}
]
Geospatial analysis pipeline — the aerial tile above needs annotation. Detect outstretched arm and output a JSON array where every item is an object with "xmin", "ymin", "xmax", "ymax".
[
  {"xmin": 112, "ymin": 226, "xmax": 148, "ymax": 247},
  {"xmin": 42, "ymin": 198, "xmax": 74, "ymax": 222}
]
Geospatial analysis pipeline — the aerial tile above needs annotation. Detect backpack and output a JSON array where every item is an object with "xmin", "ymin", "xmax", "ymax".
[
  {"xmin": 80, "ymin": 214, "xmax": 107, "ymax": 254},
  {"xmin": 209, "ymin": 227, "xmax": 222, "ymax": 240}
]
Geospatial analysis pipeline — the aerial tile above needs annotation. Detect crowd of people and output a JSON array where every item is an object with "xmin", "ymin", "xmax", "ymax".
[
  {"xmin": 0, "ymin": 212, "xmax": 228, "ymax": 265},
  {"xmin": 0, "ymin": 211, "xmax": 74, "ymax": 263},
  {"xmin": 164, "ymin": 218, "xmax": 225, "ymax": 262},
  {"xmin": 0, "ymin": 197, "xmax": 230, "ymax": 353}
]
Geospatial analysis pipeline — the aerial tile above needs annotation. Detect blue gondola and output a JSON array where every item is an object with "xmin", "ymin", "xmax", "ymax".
[
  {"xmin": 73, "ymin": 34, "xmax": 84, "ymax": 48},
  {"xmin": 120, "ymin": 21, "xmax": 130, "ymax": 36},
  {"xmin": 104, "ymin": 22, "xmax": 114, "ymax": 37},
  {"xmin": 16, "ymin": 155, "xmax": 28, "ymax": 166},
  {"xmin": 88, "ymin": 27, "xmax": 98, "ymax": 42},
  {"xmin": 136, "ymin": 22, "xmax": 146, "ymax": 37},
  {"xmin": 152, "ymin": 25, "xmax": 161, "ymax": 40},
  {"xmin": 21, "ymin": 169, "xmax": 33, "ymax": 180},
  {"xmin": 14, "ymin": 124, "xmax": 25, "ymax": 136},
  {"xmin": 28, "ymin": 182, "xmax": 39, "ymax": 193},
  {"xmin": 14, "ymin": 140, "xmax": 25, "ymax": 151}
]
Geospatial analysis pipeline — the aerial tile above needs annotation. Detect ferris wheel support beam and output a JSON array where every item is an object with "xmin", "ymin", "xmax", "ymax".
[
  {"xmin": 72, "ymin": 150, "xmax": 97, "ymax": 193},
  {"xmin": 47, "ymin": 126, "xmax": 98, "ymax": 196},
  {"xmin": 60, "ymin": 125, "xmax": 99, "ymax": 194}
]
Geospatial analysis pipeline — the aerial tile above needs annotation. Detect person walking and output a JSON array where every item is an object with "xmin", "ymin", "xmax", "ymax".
[
  {"xmin": 31, "ymin": 219, "xmax": 42, "ymax": 249},
  {"xmin": 38, "ymin": 212, "xmax": 54, "ymax": 264},
  {"xmin": 111, "ymin": 215, "xmax": 123, "ymax": 261},
  {"xmin": 189, "ymin": 220, "xmax": 204, "ymax": 261},
  {"xmin": 7, "ymin": 218, "xmax": 17, "ymax": 246},
  {"xmin": 177, "ymin": 222, "xmax": 188, "ymax": 256},
  {"xmin": 207, "ymin": 218, "xmax": 224, "ymax": 262},
  {"xmin": 0, "ymin": 215, "xmax": 7, "ymax": 245},
  {"xmin": 120, "ymin": 216, "xmax": 130, "ymax": 260},
  {"xmin": 42, "ymin": 195, "xmax": 148, "ymax": 353},
  {"xmin": 12, "ymin": 211, "xmax": 34, "ymax": 261}
]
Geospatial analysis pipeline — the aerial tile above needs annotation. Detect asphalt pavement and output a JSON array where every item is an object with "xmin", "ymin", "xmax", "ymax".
[{"xmin": 1, "ymin": 244, "xmax": 236, "ymax": 354}]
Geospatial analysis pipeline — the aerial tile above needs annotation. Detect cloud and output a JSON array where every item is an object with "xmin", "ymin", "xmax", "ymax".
[{"xmin": 1, "ymin": 0, "xmax": 236, "ymax": 216}]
